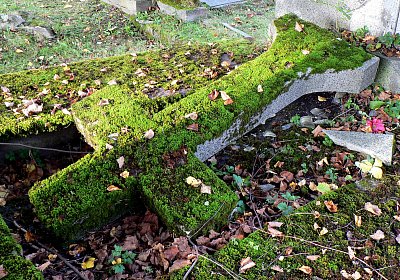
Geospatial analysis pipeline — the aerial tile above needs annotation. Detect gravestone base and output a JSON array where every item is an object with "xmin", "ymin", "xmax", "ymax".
[
  {"xmin": 157, "ymin": 1, "xmax": 208, "ymax": 21},
  {"xmin": 101, "ymin": 0, "xmax": 153, "ymax": 14}
]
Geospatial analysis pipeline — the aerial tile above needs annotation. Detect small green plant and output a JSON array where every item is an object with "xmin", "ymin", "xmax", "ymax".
[
  {"xmin": 277, "ymin": 192, "xmax": 300, "ymax": 216},
  {"xmin": 322, "ymin": 136, "xmax": 334, "ymax": 147},
  {"xmin": 354, "ymin": 26, "xmax": 369, "ymax": 39},
  {"xmin": 301, "ymin": 162, "xmax": 309, "ymax": 173},
  {"xmin": 378, "ymin": 32, "xmax": 395, "ymax": 47},
  {"xmin": 290, "ymin": 114, "xmax": 301, "ymax": 126},
  {"xmin": 110, "ymin": 245, "xmax": 137, "ymax": 274},
  {"xmin": 325, "ymin": 167, "xmax": 338, "ymax": 182}
]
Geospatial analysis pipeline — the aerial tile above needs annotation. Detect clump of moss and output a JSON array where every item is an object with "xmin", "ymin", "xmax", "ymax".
[
  {"xmin": 0, "ymin": 215, "xmax": 44, "ymax": 279},
  {"xmin": 158, "ymin": 0, "xmax": 200, "ymax": 10},
  {"xmin": 29, "ymin": 14, "xmax": 372, "ymax": 241}
]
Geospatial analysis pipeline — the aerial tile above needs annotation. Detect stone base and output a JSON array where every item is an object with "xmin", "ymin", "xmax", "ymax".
[
  {"xmin": 374, "ymin": 52, "xmax": 400, "ymax": 93},
  {"xmin": 157, "ymin": 1, "xmax": 208, "ymax": 22},
  {"xmin": 101, "ymin": 0, "xmax": 153, "ymax": 15}
]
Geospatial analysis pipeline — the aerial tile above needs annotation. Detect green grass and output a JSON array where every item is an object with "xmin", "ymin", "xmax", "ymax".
[{"xmin": 0, "ymin": 0, "xmax": 155, "ymax": 74}]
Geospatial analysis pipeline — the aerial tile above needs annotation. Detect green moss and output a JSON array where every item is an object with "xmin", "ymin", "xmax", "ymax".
[
  {"xmin": 158, "ymin": 0, "xmax": 200, "ymax": 10},
  {"xmin": 0, "ymin": 215, "xmax": 43, "ymax": 279},
  {"xmin": 29, "ymin": 15, "xmax": 372, "ymax": 241},
  {"xmin": 170, "ymin": 181, "xmax": 400, "ymax": 279}
]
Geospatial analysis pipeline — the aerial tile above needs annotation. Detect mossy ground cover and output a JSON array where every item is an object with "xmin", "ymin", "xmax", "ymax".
[
  {"xmin": 27, "ymin": 14, "xmax": 371, "ymax": 244},
  {"xmin": 0, "ymin": 0, "xmax": 155, "ymax": 74},
  {"xmin": 0, "ymin": 40, "xmax": 259, "ymax": 140},
  {"xmin": 0, "ymin": 215, "xmax": 43, "ymax": 279}
]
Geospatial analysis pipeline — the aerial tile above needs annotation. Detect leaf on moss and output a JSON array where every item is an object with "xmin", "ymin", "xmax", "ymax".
[
  {"xmin": 324, "ymin": 200, "xmax": 338, "ymax": 213},
  {"xmin": 239, "ymin": 257, "xmax": 256, "ymax": 273},
  {"xmin": 98, "ymin": 99, "xmax": 109, "ymax": 106},
  {"xmin": 221, "ymin": 91, "xmax": 233, "ymax": 105},
  {"xmin": 107, "ymin": 185, "xmax": 121, "ymax": 192},
  {"xmin": 186, "ymin": 176, "xmax": 202, "ymax": 188},
  {"xmin": 186, "ymin": 123, "xmax": 199, "ymax": 131},
  {"xmin": 200, "ymin": 184, "xmax": 211, "ymax": 194},
  {"xmin": 302, "ymin": 49, "xmax": 310, "ymax": 55},
  {"xmin": 351, "ymin": 271, "xmax": 362, "ymax": 280},
  {"xmin": 395, "ymin": 234, "xmax": 400, "ymax": 244},
  {"xmin": 370, "ymin": 229, "xmax": 385, "ymax": 241},
  {"xmin": 306, "ymin": 255, "xmax": 320, "ymax": 261},
  {"xmin": 298, "ymin": 265, "xmax": 312, "ymax": 274},
  {"xmin": 184, "ymin": 112, "xmax": 198, "ymax": 120},
  {"xmin": 347, "ymin": 246, "xmax": 356, "ymax": 260},
  {"xmin": 295, "ymin": 22, "xmax": 304, "ymax": 32},
  {"xmin": 117, "ymin": 156, "xmax": 124, "ymax": 169},
  {"xmin": 271, "ymin": 265, "xmax": 283, "ymax": 272},
  {"xmin": 267, "ymin": 221, "xmax": 283, "ymax": 228},
  {"xmin": 354, "ymin": 214, "xmax": 362, "ymax": 227},
  {"xmin": 208, "ymin": 89, "xmax": 219, "ymax": 101},
  {"xmin": 81, "ymin": 257, "xmax": 96, "ymax": 269},
  {"xmin": 267, "ymin": 227, "xmax": 284, "ymax": 237},
  {"xmin": 1, "ymin": 86, "xmax": 10, "ymax": 93},
  {"xmin": 120, "ymin": 171, "xmax": 129, "ymax": 178},
  {"xmin": 319, "ymin": 227, "xmax": 328, "ymax": 236},
  {"xmin": 257, "ymin": 84, "xmax": 263, "ymax": 93},
  {"xmin": 364, "ymin": 202, "xmax": 382, "ymax": 216},
  {"xmin": 316, "ymin": 182, "xmax": 331, "ymax": 194},
  {"xmin": 169, "ymin": 259, "xmax": 191, "ymax": 273},
  {"xmin": 144, "ymin": 129, "xmax": 154, "ymax": 139},
  {"xmin": 0, "ymin": 265, "xmax": 8, "ymax": 279},
  {"xmin": 107, "ymin": 79, "xmax": 117, "ymax": 85}
]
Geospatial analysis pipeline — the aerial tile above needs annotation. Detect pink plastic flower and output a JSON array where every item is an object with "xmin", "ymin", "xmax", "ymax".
[{"xmin": 366, "ymin": 118, "xmax": 385, "ymax": 133}]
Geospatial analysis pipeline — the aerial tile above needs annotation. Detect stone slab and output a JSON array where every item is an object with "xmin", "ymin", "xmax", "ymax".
[
  {"xmin": 157, "ymin": 1, "xmax": 208, "ymax": 21},
  {"xmin": 0, "ymin": 14, "xmax": 25, "ymax": 30},
  {"xmin": 374, "ymin": 52, "xmax": 400, "ymax": 93},
  {"xmin": 195, "ymin": 57, "xmax": 380, "ymax": 161},
  {"xmin": 101, "ymin": 0, "xmax": 153, "ymax": 14},
  {"xmin": 200, "ymin": 0, "xmax": 244, "ymax": 8},
  {"xmin": 323, "ymin": 130, "xmax": 394, "ymax": 165},
  {"xmin": 275, "ymin": 0, "xmax": 400, "ymax": 36}
]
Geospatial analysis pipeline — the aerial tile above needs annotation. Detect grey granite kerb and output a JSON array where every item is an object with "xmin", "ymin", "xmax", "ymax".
[{"xmin": 195, "ymin": 57, "xmax": 380, "ymax": 162}]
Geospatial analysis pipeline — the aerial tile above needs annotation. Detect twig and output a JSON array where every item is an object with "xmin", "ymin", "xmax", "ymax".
[
  {"xmin": 183, "ymin": 256, "xmax": 198, "ymax": 280},
  {"xmin": 13, "ymin": 221, "xmax": 89, "ymax": 280},
  {"xmin": 189, "ymin": 202, "xmax": 226, "ymax": 238},
  {"xmin": 0, "ymin": 142, "xmax": 91, "ymax": 154},
  {"xmin": 198, "ymin": 255, "xmax": 247, "ymax": 280}
]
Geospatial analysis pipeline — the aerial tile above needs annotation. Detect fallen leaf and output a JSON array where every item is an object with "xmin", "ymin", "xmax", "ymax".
[
  {"xmin": 309, "ymin": 182, "xmax": 317, "ymax": 191},
  {"xmin": 295, "ymin": 22, "xmax": 304, "ymax": 32},
  {"xmin": 302, "ymin": 49, "xmax": 310, "ymax": 55},
  {"xmin": 257, "ymin": 84, "xmax": 263, "ymax": 93},
  {"xmin": 364, "ymin": 202, "xmax": 382, "ymax": 216},
  {"xmin": 117, "ymin": 156, "xmax": 124, "ymax": 169},
  {"xmin": 144, "ymin": 129, "xmax": 155, "ymax": 139},
  {"xmin": 122, "ymin": 235, "xmax": 139, "ymax": 251},
  {"xmin": 81, "ymin": 257, "xmax": 96, "ymax": 269},
  {"xmin": 15, "ymin": 48, "xmax": 24, "ymax": 53},
  {"xmin": 370, "ymin": 229, "xmax": 385, "ymax": 241},
  {"xmin": 354, "ymin": 215, "xmax": 362, "ymax": 227},
  {"xmin": 267, "ymin": 221, "xmax": 283, "ymax": 228},
  {"xmin": 98, "ymin": 99, "xmax": 109, "ymax": 106},
  {"xmin": 313, "ymin": 223, "xmax": 320, "ymax": 231},
  {"xmin": 267, "ymin": 227, "xmax": 284, "ymax": 237},
  {"xmin": 239, "ymin": 257, "xmax": 256, "ymax": 273},
  {"xmin": 61, "ymin": 108, "xmax": 71, "ymax": 115},
  {"xmin": 318, "ymin": 96, "xmax": 327, "ymax": 102},
  {"xmin": 221, "ymin": 61, "xmax": 230, "ymax": 67},
  {"xmin": 298, "ymin": 265, "xmax": 312, "ymax": 274},
  {"xmin": 306, "ymin": 255, "xmax": 320, "ymax": 261},
  {"xmin": 107, "ymin": 185, "xmax": 121, "ymax": 192},
  {"xmin": 394, "ymin": 215, "xmax": 400, "ymax": 221},
  {"xmin": 316, "ymin": 182, "xmax": 331, "ymax": 194},
  {"xmin": 208, "ymin": 89, "xmax": 219, "ymax": 100},
  {"xmin": 221, "ymin": 91, "xmax": 233, "ymax": 105},
  {"xmin": 271, "ymin": 265, "xmax": 283, "ymax": 272},
  {"xmin": 324, "ymin": 200, "xmax": 338, "ymax": 213},
  {"xmin": 0, "ymin": 265, "xmax": 8, "ymax": 279},
  {"xmin": 200, "ymin": 184, "xmax": 211, "ymax": 194},
  {"xmin": 107, "ymin": 79, "xmax": 117, "ymax": 85},
  {"xmin": 395, "ymin": 234, "xmax": 400, "ymax": 244},
  {"xmin": 38, "ymin": 261, "xmax": 51, "ymax": 271},
  {"xmin": 120, "ymin": 171, "xmax": 129, "ymax": 178},
  {"xmin": 351, "ymin": 271, "xmax": 362, "ymax": 280},
  {"xmin": 319, "ymin": 227, "xmax": 328, "ymax": 236},
  {"xmin": 348, "ymin": 246, "xmax": 356, "ymax": 260},
  {"xmin": 186, "ymin": 176, "xmax": 202, "ymax": 187},
  {"xmin": 184, "ymin": 112, "xmax": 198, "ymax": 120},
  {"xmin": 364, "ymin": 267, "xmax": 373, "ymax": 275},
  {"xmin": 186, "ymin": 123, "xmax": 199, "ymax": 131},
  {"xmin": 1, "ymin": 86, "xmax": 10, "ymax": 93},
  {"xmin": 312, "ymin": 125, "xmax": 325, "ymax": 137},
  {"xmin": 169, "ymin": 259, "xmax": 191, "ymax": 273},
  {"xmin": 340, "ymin": 270, "xmax": 351, "ymax": 279}
]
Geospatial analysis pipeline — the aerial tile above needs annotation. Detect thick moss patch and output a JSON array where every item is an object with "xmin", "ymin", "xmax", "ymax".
[
  {"xmin": 170, "ymin": 178, "xmax": 400, "ymax": 279},
  {"xmin": 0, "ymin": 40, "xmax": 258, "ymax": 140},
  {"xmin": 0, "ymin": 215, "xmax": 43, "ymax": 280},
  {"xmin": 29, "ymin": 15, "xmax": 371, "ymax": 241}
]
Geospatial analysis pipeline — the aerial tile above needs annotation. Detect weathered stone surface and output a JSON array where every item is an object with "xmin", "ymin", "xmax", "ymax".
[
  {"xmin": 19, "ymin": 26, "xmax": 56, "ymax": 39},
  {"xmin": 157, "ymin": 1, "xmax": 208, "ymax": 21},
  {"xmin": 101, "ymin": 0, "xmax": 153, "ymax": 15},
  {"xmin": 200, "ymin": 0, "xmax": 244, "ymax": 8},
  {"xmin": 0, "ymin": 14, "xmax": 25, "ymax": 30},
  {"xmin": 275, "ymin": 0, "xmax": 400, "ymax": 36},
  {"xmin": 374, "ymin": 52, "xmax": 400, "ymax": 93},
  {"xmin": 323, "ymin": 130, "xmax": 394, "ymax": 165},
  {"xmin": 195, "ymin": 57, "xmax": 380, "ymax": 161}
]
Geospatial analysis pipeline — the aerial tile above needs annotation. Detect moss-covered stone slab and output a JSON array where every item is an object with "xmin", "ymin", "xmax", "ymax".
[
  {"xmin": 0, "ymin": 215, "xmax": 44, "ymax": 280},
  {"xmin": 29, "ymin": 15, "xmax": 375, "ymax": 241},
  {"xmin": 170, "ymin": 179, "xmax": 400, "ymax": 279}
]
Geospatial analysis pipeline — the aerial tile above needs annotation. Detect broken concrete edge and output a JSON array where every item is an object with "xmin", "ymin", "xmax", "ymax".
[
  {"xmin": 374, "ymin": 52, "xmax": 400, "ymax": 94},
  {"xmin": 101, "ymin": 0, "xmax": 153, "ymax": 15},
  {"xmin": 157, "ymin": 1, "xmax": 208, "ymax": 22},
  {"xmin": 170, "ymin": 177, "xmax": 400, "ymax": 279},
  {"xmin": 323, "ymin": 130, "xmax": 394, "ymax": 166},
  {"xmin": 0, "ymin": 215, "xmax": 44, "ymax": 279},
  {"xmin": 29, "ymin": 14, "xmax": 373, "ymax": 241},
  {"xmin": 0, "ymin": 41, "xmax": 257, "ymax": 140},
  {"xmin": 195, "ymin": 57, "xmax": 379, "ymax": 161}
]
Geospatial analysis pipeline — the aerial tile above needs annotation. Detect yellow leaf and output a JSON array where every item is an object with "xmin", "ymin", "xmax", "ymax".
[
  {"xmin": 317, "ymin": 96, "xmax": 327, "ymax": 102},
  {"xmin": 298, "ymin": 265, "xmax": 312, "ymax": 274},
  {"xmin": 120, "ymin": 171, "xmax": 129, "ymax": 178},
  {"xmin": 354, "ymin": 214, "xmax": 362, "ymax": 227},
  {"xmin": 319, "ymin": 227, "xmax": 328, "ymax": 236},
  {"xmin": 15, "ymin": 49, "xmax": 24, "ymax": 53},
  {"xmin": 373, "ymin": 158, "xmax": 382, "ymax": 167},
  {"xmin": 369, "ymin": 166, "xmax": 383, "ymax": 179},
  {"xmin": 81, "ymin": 257, "xmax": 95, "ymax": 269},
  {"xmin": 186, "ymin": 176, "xmax": 202, "ymax": 187},
  {"xmin": 356, "ymin": 160, "xmax": 372, "ymax": 173},
  {"xmin": 107, "ymin": 185, "xmax": 121, "ymax": 192}
]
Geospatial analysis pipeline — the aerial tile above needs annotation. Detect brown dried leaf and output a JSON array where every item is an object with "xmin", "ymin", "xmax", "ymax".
[
  {"xmin": 364, "ymin": 202, "xmax": 382, "ymax": 216},
  {"xmin": 186, "ymin": 123, "xmax": 199, "ymax": 131},
  {"xmin": 122, "ymin": 235, "xmax": 139, "ymax": 251},
  {"xmin": 200, "ymin": 183, "xmax": 212, "ymax": 194},
  {"xmin": 239, "ymin": 257, "xmax": 256, "ymax": 274},
  {"xmin": 295, "ymin": 22, "xmax": 304, "ymax": 32},
  {"xmin": 144, "ymin": 129, "xmax": 154, "ymax": 139},
  {"xmin": 267, "ymin": 227, "xmax": 284, "ymax": 237},
  {"xmin": 38, "ymin": 261, "xmax": 51, "ymax": 272},
  {"xmin": 298, "ymin": 265, "xmax": 312, "ymax": 274},
  {"xmin": 184, "ymin": 112, "xmax": 198, "ymax": 120},
  {"xmin": 347, "ymin": 246, "xmax": 356, "ymax": 260},
  {"xmin": 169, "ymin": 259, "xmax": 191, "ymax": 273},
  {"xmin": 208, "ymin": 89, "xmax": 219, "ymax": 101},
  {"xmin": 98, "ymin": 99, "xmax": 109, "ymax": 106},
  {"xmin": 306, "ymin": 255, "xmax": 320, "ymax": 261},
  {"xmin": 117, "ymin": 156, "xmax": 124, "ymax": 169},
  {"xmin": 267, "ymin": 221, "xmax": 283, "ymax": 228},
  {"xmin": 107, "ymin": 185, "xmax": 121, "ymax": 192},
  {"xmin": 324, "ymin": 200, "xmax": 338, "ymax": 213},
  {"xmin": 271, "ymin": 265, "xmax": 283, "ymax": 272},
  {"xmin": 354, "ymin": 214, "xmax": 362, "ymax": 227},
  {"xmin": 370, "ymin": 229, "xmax": 385, "ymax": 241},
  {"xmin": 0, "ymin": 265, "xmax": 8, "ymax": 279}
]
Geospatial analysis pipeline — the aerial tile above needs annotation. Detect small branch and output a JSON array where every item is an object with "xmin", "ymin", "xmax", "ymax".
[
  {"xmin": 13, "ymin": 221, "xmax": 89, "ymax": 280},
  {"xmin": 198, "ymin": 255, "xmax": 247, "ymax": 280},
  {"xmin": 183, "ymin": 258, "xmax": 198, "ymax": 280},
  {"xmin": 0, "ymin": 142, "xmax": 91, "ymax": 154}
]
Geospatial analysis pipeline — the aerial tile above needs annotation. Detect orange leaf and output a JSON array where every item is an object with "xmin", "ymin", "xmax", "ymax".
[
  {"xmin": 107, "ymin": 185, "xmax": 121, "ymax": 192},
  {"xmin": 324, "ymin": 200, "xmax": 338, "ymax": 213},
  {"xmin": 208, "ymin": 89, "xmax": 219, "ymax": 101},
  {"xmin": 187, "ymin": 123, "xmax": 199, "ymax": 131},
  {"xmin": 298, "ymin": 265, "xmax": 312, "ymax": 274}
]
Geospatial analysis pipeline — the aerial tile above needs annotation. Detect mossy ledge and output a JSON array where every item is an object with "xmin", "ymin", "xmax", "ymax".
[
  {"xmin": 170, "ymin": 178, "xmax": 400, "ymax": 279},
  {"xmin": 0, "ymin": 40, "xmax": 258, "ymax": 140},
  {"xmin": 29, "ymin": 14, "xmax": 372, "ymax": 241},
  {"xmin": 0, "ymin": 215, "xmax": 44, "ymax": 279}
]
